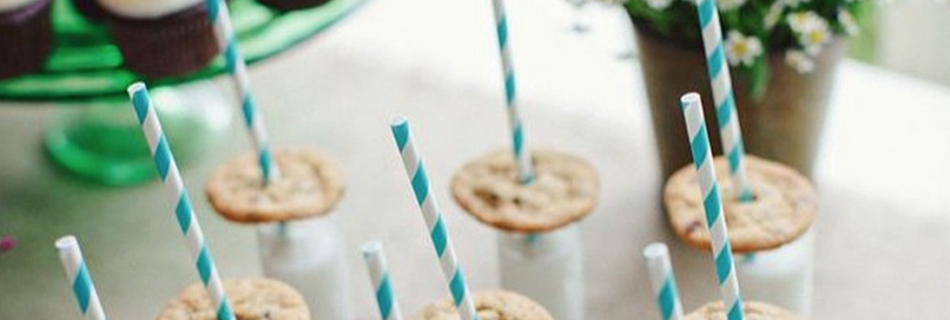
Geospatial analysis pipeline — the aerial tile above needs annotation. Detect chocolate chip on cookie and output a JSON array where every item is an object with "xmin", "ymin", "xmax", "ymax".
[
  {"xmin": 206, "ymin": 148, "xmax": 344, "ymax": 223},
  {"xmin": 451, "ymin": 149, "xmax": 599, "ymax": 233}
]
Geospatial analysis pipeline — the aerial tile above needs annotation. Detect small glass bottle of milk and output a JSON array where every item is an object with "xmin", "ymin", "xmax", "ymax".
[
  {"xmin": 450, "ymin": 149, "xmax": 599, "ymax": 320},
  {"xmin": 735, "ymin": 230, "xmax": 815, "ymax": 317},
  {"xmin": 498, "ymin": 224, "xmax": 584, "ymax": 320},
  {"xmin": 257, "ymin": 217, "xmax": 353, "ymax": 320}
]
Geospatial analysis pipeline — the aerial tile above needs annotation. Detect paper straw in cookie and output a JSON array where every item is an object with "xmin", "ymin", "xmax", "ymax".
[
  {"xmin": 488, "ymin": 0, "xmax": 534, "ymax": 184},
  {"xmin": 389, "ymin": 117, "xmax": 480, "ymax": 320},
  {"xmin": 643, "ymin": 243, "xmax": 684, "ymax": 320},
  {"xmin": 205, "ymin": 0, "xmax": 279, "ymax": 184},
  {"xmin": 362, "ymin": 241, "xmax": 405, "ymax": 320},
  {"xmin": 55, "ymin": 236, "xmax": 108, "ymax": 320},
  {"xmin": 694, "ymin": 0, "xmax": 752, "ymax": 201},
  {"xmin": 680, "ymin": 92, "xmax": 745, "ymax": 320},
  {"xmin": 128, "ymin": 82, "xmax": 236, "ymax": 320}
]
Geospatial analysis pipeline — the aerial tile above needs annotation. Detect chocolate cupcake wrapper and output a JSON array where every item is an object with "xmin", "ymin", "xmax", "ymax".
[
  {"xmin": 0, "ymin": 0, "xmax": 54, "ymax": 80},
  {"xmin": 72, "ymin": 0, "xmax": 110, "ymax": 22},
  {"xmin": 108, "ymin": 4, "xmax": 219, "ymax": 79},
  {"xmin": 256, "ymin": 0, "xmax": 331, "ymax": 13}
]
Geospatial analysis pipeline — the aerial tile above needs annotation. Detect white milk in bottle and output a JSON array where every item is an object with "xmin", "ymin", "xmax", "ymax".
[
  {"xmin": 735, "ymin": 230, "xmax": 815, "ymax": 317},
  {"xmin": 257, "ymin": 217, "xmax": 352, "ymax": 320},
  {"xmin": 498, "ymin": 224, "xmax": 584, "ymax": 320}
]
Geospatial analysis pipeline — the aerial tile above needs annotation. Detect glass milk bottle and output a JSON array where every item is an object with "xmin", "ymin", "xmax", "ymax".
[
  {"xmin": 498, "ymin": 224, "xmax": 584, "ymax": 320},
  {"xmin": 257, "ymin": 217, "xmax": 352, "ymax": 320},
  {"xmin": 735, "ymin": 230, "xmax": 815, "ymax": 317},
  {"xmin": 662, "ymin": 156, "xmax": 818, "ymax": 318},
  {"xmin": 450, "ymin": 149, "xmax": 599, "ymax": 320}
]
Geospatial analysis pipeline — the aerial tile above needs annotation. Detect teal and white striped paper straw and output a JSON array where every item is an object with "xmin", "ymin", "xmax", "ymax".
[
  {"xmin": 680, "ymin": 92, "xmax": 745, "ymax": 320},
  {"xmin": 390, "ymin": 117, "xmax": 480, "ymax": 320},
  {"xmin": 362, "ymin": 241, "xmax": 405, "ymax": 320},
  {"xmin": 643, "ymin": 243, "xmax": 684, "ymax": 320},
  {"xmin": 55, "ymin": 236, "xmax": 108, "ymax": 320},
  {"xmin": 128, "ymin": 83, "xmax": 236, "ymax": 320},
  {"xmin": 205, "ymin": 0, "xmax": 279, "ymax": 184},
  {"xmin": 489, "ymin": 0, "xmax": 534, "ymax": 184},
  {"xmin": 694, "ymin": 0, "xmax": 752, "ymax": 201}
]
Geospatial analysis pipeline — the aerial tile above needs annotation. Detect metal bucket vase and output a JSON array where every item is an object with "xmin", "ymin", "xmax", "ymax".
[{"xmin": 633, "ymin": 21, "xmax": 845, "ymax": 179}]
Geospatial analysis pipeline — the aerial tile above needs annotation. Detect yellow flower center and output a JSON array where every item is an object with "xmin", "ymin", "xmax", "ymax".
[
  {"xmin": 808, "ymin": 30, "xmax": 825, "ymax": 44},
  {"xmin": 734, "ymin": 42, "xmax": 748, "ymax": 56}
]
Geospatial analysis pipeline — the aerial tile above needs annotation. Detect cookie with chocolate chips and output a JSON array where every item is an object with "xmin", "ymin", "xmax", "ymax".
[
  {"xmin": 664, "ymin": 155, "xmax": 817, "ymax": 254},
  {"xmin": 685, "ymin": 301, "xmax": 805, "ymax": 320},
  {"xmin": 157, "ymin": 278, "xmax": 310, "ymax": 320},
  {"xmin": 411, "ymin": 290, "xmax": 553, "ymax": 320},
  {"xmin": 451, "ymin": 149, "xmax": 599, "ymax": 233},
  {"xmin": 205, "ymin": 148, "xmax": 344, "ymax": 223}
]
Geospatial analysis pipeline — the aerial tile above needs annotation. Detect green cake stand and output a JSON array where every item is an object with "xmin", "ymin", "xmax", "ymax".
[{"xmin": 0, "ymin": 0, "xmax": 367, "ymax": 185}]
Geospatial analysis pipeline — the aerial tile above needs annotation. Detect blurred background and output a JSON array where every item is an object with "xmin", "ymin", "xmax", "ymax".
[{"xmin": 871, "ymin": 4, "xmax": 950, "ymax": 86}]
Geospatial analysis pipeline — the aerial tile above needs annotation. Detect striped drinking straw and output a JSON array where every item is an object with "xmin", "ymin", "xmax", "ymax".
[
  {"xmin": 362, "ymin": 241, "xmax": 405, "ymax": 320},
  {"xmin": 643, "ymin": 243, "xmax": 684, "ymax": 320},
  {"xmin": 55, "ymin": 236, "xmax": 108, "ymax": 320},
  {"xmin": 205, "ymin": 0, "xmax": 279, "ymax": 184},
  {"xmin": 680, "ymin": 92, "xmax": 745, "ymax": 320},
  {"xmin": 390, "ymin": 117, "xmax": 480, "ymax": 320},
  {"xmin": 694, "ymin": 0, "xmax": 752, "ymax": 201},
  {"xmin": 128, "ymin": 83, "xmax": 236, "ymax": 320},
  {"xmin": 488, "ymin": 0, "xmax": 534, "ymax": 184}
]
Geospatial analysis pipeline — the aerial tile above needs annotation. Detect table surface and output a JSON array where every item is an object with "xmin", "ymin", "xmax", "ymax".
[{"xmin": 3, "ymin": 0, "xmax": 950, "ymax": 319}]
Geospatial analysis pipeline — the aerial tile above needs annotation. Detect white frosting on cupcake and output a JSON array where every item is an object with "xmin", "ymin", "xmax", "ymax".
[
  {"xmin": 98, "ymin": 0, "xmax": 205, "ymax": 19},
  {"xmin": 0, "ymin": 0, "xmax": 41, "ymax": 13}
]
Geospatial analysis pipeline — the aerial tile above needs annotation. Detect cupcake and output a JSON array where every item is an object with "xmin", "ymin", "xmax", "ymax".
[
  {"xmin": 100, "ymin": 0, "xmax": 218, "ymax": 78},
  {"xmin": 0, "ymin": 0, "xmax": 53, "ymax": 80},
  {"xmin": 256, "ymin": 0, "xmax": 330, "ymax": 13},
  {"xmin": 71, "ymin": 0, "xmax": 109, "ymax": 22},
  {"xmin": 157, "ymin": 277, "xmax": 311, "ymax": 320}
]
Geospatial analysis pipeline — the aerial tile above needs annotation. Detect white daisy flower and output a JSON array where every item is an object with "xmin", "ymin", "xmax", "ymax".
[
  {"xmin": 785, "ymin": 50, "xmax": 815, "ymax": 73},
  {"xmin": 644, "ymin": 0, "xmax": 674, "ymax": 10},
  {"xmin": 764, "ymin": 1, "xmax": 786, "ymax": 29},
  {"xmin": 725, "ymin": 31, "xmax": 763, "ymax": 67},
  {"xmin": 717, "ymin": 0, "xmax": 747, "ymax": 12},
  {"xmin": 783, "ymin": 0, "xmax": 810, "ymax": 8},
  {"xmin": 838, "ymin": 8, "xmax": 860, "ymax": 36},
  {"xmin": 787, "ymin": 11, "xmax": 821, "ymax": 34},
  {"xmin": 798, "ymin": 16, "xmax": 831, "ymax": 56}
]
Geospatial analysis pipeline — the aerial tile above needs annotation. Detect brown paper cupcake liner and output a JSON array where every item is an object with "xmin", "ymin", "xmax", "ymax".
[
  {"xmin": 256, "ymin": 0, "xmax": 331, "ymax": 13},
  {"xmin": 0, "ymin": 0, "xmax": 53, "ymax": 80},
  {"xmin": 107, "ymin": 3, "xmax": 219, "ymax": 79},
  {"xmin": 72, "ymin": 0, "xmax": 109, "ymax": 22}
]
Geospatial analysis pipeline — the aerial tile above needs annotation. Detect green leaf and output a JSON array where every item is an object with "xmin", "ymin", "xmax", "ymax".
[{"xmin": 748, "ymin": 56, "xmax": 769, "ymax": 99}]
